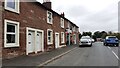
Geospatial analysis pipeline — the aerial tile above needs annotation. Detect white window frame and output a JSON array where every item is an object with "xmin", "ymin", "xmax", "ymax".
[
  {"xmin": 5, "ymin": 0, "xmax": 20, "ymax": 13},
  {"xmin": 68, "ymin": 22, "xmax": 70, "ymax": 28},
  {"xmin": 60, "ymin": 18, "xmax": 64, "ymax": 28},
  {"xmin": 4, "ymin": 19, "xmax": 19, "ymax": 47},
  {"xmin": 47, "ymin": 29, "xmax": 53, "ymax": 45},
  {"xmin": 61, "ymin": 32, "xmax": 65, "ymax": 43},
  {"xmin": 47, "ymin": 11, "xmax": 53, "ymax": 24},
  {"xmin": 73, "ymin": 26, "xmax": 75, "ymax": 32}
]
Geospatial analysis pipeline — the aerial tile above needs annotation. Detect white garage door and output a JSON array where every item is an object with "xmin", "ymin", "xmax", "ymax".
[
  {"xmin": 36, "ymin": 32, "xmax": 42, "ymax": 52},
  {"xmin": 27, "ymin": 28, "xmax": 44, "ymax": 55},
  {"xmin": 28, "ymin": 30, "xmax": 35, "ymax": 53}
]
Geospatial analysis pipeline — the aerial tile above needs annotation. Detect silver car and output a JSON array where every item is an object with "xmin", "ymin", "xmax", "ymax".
[{"xmin": 79, "ymin": 36, "xmax": 92, "ymax": 47}]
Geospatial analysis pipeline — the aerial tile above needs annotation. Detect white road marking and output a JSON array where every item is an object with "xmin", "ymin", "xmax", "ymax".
[
  {"xmin": 107, "ymin": 46, "xmax": 111, "ymax": 50},
  {"xmin": 112, "ymin": 51, "xmax": 119, "ymax": 60},
  {"xmin": 107, "ymin": 46, "xmax": 119, "ymax": 60}
]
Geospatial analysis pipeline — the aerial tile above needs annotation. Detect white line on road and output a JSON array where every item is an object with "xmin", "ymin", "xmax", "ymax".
[
  {"xmin": 107, "ymin": 46, "xmax": 119, "ymax": 60},
  {"xmin": 107, "ymin": 46, "xmax": 111, "ymax": 50},
  {"xmin": 112, "ymin": 51, "xmax": 119, "ymax": 60}
]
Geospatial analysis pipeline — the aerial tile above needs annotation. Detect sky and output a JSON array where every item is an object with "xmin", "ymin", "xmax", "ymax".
[{"xmin": 37, "ymin": 0, "xmax": 120, "ymax": 33}]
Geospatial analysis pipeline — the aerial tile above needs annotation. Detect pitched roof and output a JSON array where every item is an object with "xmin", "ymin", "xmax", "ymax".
[{"xmin": 24, "ymin": 0, "xmax": 79, "ymax": 28}]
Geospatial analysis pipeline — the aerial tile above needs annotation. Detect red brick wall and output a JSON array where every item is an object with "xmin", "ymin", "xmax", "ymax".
[
  {"xmin": 3, "ymin": 2, "xmax": 48, "ymax": 59},
  {"xmin": 53, "ymin": 14, "xmax": 67, "ymax": 46},
  {"xmin": 2, "ymin": 2, "xmax": 68, "ymax": 59},
  {"xmin": 75, "ymin": 31, "xmax": 80, "ymax": 44}
]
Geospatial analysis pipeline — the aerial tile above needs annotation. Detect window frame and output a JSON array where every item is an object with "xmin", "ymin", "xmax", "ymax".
[
  {"xmin": 47, "ymin": 11, "xmax": 53, "ymax": 24},
  {"xmin": 61, "ymin": 32, "xmax": 65, "ymax": 43},
  {"xmin": 5, "ymin": 0, "xmax": 20, "ymax": 13},
  {"xmin": 47, "ymin": 29, "xmax": 53, "ymax": 45},
  {"xmin": 4, "ymin": 19, "xmax": 19, "ymax": 48},
  {"xmin": 68, "ymin": 22, "xmax": 70, "ymax": 28},
  {"xmin": 60, "ymin": 18, "xmax": 64, "ymax": 28},
  {"xmin": 73, "ymin": 26, "xmax": 75, "ymax": 32}
]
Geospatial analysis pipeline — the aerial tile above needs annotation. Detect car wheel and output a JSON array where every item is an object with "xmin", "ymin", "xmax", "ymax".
[
  {"xmin": 116, "ymin": 44, "xmax": 119, "ymax": 47},
  {"xmin": 104, "ymin": 43, "xmax": 106, "ymax": 46},
  {"xmin": 104, "ymin": 43, "xmax": 108, "ymax": 46},
  {"xmin": 90, "ymin": 43, "xmax": 92, "ymax": 47},
  {"xmin": 106, "ymin": 43, "xmax": 108, "ymax": 46}
]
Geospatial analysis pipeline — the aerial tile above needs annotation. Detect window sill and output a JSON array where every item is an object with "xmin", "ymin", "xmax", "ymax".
[
  {"xmin": 47, "ymin": 42, "xmax": 53, "ymax": 45},
  {"xmin": 61, "ymin": 42, "xmax": 65, "ymax": 44},
  {"xmin": 5, "ymin": 7, "xmax": 20, "ymax": 14},
  {"xmin": 47, "ymin": 22, "xmax": 53, "ymax": 25},
  {"xmin": 61, "ymin": 26, "xmax": 64, "ymax": 29},
  {"xmin": 4, "ymin": 44, "xmax": 20, "ymax": 48}
]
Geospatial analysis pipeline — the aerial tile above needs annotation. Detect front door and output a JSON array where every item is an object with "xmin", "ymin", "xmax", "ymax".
[
  {"xmin": 28, "ymin": 30, "xmax": 35, "ymax": 53},
  {"xmin": 55, "ymin": 33, "xmax": 59, "ymax": 48},
  {"xmin": 74, "ymin": 34, "xmax": 76, "ymax": 44},
  {"xmin": 36, "ymin": 32, "xmax": 42, "ymax": 53}
]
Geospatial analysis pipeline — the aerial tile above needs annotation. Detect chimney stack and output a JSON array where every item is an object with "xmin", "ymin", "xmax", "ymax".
[
  {"xmin": 43, "ymin": 0, "xmax": 52, "ymax": 9},
  {"xmin": 61, "ymin": 12, "xmax": 65, "ymax": 17}
]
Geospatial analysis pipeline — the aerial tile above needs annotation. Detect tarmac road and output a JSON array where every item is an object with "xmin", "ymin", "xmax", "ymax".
[{"xmin": 45, "ymin": 42, "xmax": 119, "ymax": 66}]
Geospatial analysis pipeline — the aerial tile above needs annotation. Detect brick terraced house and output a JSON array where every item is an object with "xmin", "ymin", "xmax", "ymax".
[{"xmin": 0, "ymin": 0, "xmax": 80, "ymax": 59}]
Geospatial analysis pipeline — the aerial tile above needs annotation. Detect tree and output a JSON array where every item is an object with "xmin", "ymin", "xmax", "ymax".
[
  {"xmin": 108, "ymin": 31, "xmax": 113, "ymax": 35},
  {"xmin": 115, "ymin": 33, "xmax": 120, "ymax": 40},
  {"xmin": 93, "ymin": 31, "xmax": 101, "ymax": 38},
  {"xmin": 82, "ymin": 32, "xmax": 92, "ymax": 37},
  {"xmin": 101, "ymin": 31, "xmax": 107, "ymax": 39},
  {"xmin": 82, "ymin": 32, "xmax": 87, "ymax": 36}
]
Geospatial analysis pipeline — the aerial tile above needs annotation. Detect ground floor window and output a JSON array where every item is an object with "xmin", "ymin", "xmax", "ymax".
[
  {"xmin": 61, "ymin": 32, "xmax": 65, "ymax": 43},
  {"xmin": 4, "ymin": 19, "xmax": 19, "ymax": 47},
  {"xmin": 47, "ymin": 29, "xmax": 53, "ymax": 45}
]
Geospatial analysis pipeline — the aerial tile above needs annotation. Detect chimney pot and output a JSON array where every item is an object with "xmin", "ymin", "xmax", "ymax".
[
  {"xmin": 43, "ymin": 0, "xmax": 51, "ymax": 9},
  {"xmin": 61, "ymin": 12, "xmax": 65, "ymax": 17}
]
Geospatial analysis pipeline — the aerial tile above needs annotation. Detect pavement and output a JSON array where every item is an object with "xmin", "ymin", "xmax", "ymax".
[{"xmin": 2, "ymin": 44, "xmax": 78, "ymax": 68}]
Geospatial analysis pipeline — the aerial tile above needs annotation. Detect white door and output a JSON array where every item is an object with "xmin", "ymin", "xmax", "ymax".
[
  {"xmin": 28, "ymin": 31, "xmax": 35, "ymax": 53},
  {"xmin": 74, "ymin": 34, "xmax": 76, "ymax": 44},
  {"xmin": 36, "ymin": 32, "xmax": 42, "ymax": 53},
  {"xmin": 55, "ymin": 33, "xmax": 59, "ymax": 48}
]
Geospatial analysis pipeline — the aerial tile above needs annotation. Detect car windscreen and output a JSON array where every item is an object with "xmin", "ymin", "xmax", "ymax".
[
  {"xmin": 81, "ymin": 37, "xmax": 91, "ymax": 39},
  {"xmin": 108, "ymin": 37, "xmax": 117, "ymax": 39}
]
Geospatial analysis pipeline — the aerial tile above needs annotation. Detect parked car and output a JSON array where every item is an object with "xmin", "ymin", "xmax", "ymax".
[
  {"xmin": 104, "ymin": 36, "xmax": 119, "ymax": 47},
  {"xmin": 91, "ymin": 38, "xmax": 95, "ymax": 43},
  {"xmin": 79, "ymin": 36, "xmax": 92, "ymax": 47}
]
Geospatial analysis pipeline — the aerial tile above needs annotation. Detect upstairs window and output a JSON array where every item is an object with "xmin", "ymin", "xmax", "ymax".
[
  {"xmin": 47, "ymin": 11, "xmax": 53, "ymax": 24},
  {"xmin": 60, "ymin": 18, "xmax": 64, "ymax": 28},
  {"xmin": 67, "ymin": 22, "xmax": 70, "ymax": 28},
  {"xmin": 5, "ymin": 0, "xmax": 20, "ymax": 13},
  {"xmin": 73, "ymin": 26, "xmax": 76, "ymax": 32}
]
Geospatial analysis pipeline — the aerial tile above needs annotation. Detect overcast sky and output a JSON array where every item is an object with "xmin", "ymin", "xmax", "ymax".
[{"xmin": 38, "ymin": 0, "xmax": 119, "ymax": 33}]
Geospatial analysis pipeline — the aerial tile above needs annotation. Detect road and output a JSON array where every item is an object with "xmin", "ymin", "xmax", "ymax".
[{"xmin": 44, "ymin": 42, "xmax": 119, "ymax": 66}]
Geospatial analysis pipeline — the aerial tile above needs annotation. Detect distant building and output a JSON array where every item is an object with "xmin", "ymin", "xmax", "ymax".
[{"xmin": 96, "ymin": 38, "xmax": 102, "ymax": 41}]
